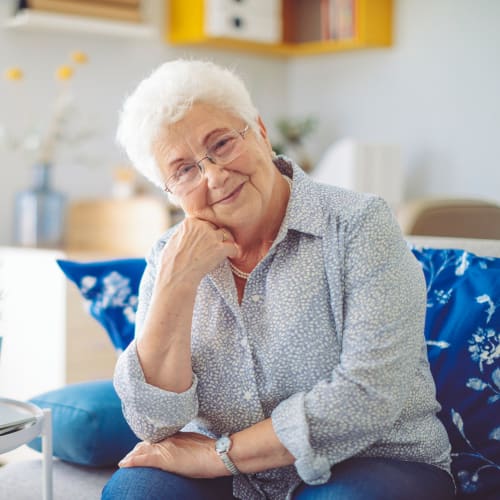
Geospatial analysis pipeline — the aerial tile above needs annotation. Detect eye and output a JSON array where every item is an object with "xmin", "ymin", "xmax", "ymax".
[
  {"xmin": 176, "ymin": 164, "xmax": 197, "ymax": 178},
  {"xmin": 210, "ymin": 134, "xmax": 237, "ymax": 156}
]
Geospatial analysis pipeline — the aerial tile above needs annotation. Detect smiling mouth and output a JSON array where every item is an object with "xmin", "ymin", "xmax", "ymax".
[{"xmin": 213, "ymin": 182, "xmax": 245, "ymax": 205}]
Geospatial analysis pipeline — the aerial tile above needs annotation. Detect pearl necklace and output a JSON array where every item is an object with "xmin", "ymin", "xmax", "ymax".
[
  {"xmin": 229, "ymin": 262, "xmax": 251, "ymax": 280},
  {"xmin": 230, "ymin": 174, "xmax": 292, "ymax": 280}
]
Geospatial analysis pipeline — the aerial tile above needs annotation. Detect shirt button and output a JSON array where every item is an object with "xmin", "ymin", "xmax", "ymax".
[
  {"xmin": 243, "ymin": 391, "xmax": 252, "ymax": 401},
  {"xmin": 251, "ymin": 294, "xmax": 261, "ymax": 302}
]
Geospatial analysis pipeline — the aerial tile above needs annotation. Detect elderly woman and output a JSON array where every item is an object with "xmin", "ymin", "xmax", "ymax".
[{"xmin": 102, "ymin": 59, "xmax": 454, "ymax": 500}]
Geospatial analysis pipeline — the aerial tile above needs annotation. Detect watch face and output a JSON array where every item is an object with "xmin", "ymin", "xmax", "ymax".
[{"xmin": 216, "ymin": 435, "xmax": 231, "ymax": 453}]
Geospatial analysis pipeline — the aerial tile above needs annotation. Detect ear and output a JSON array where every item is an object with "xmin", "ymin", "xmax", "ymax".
[{"xmin": 256, "ymin": 115, "xmax": 273, "ymax": 154}]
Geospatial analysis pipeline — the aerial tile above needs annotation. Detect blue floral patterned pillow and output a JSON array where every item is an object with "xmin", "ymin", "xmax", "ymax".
[
  {"xmin": 57, "ymin": 258, "xmax": 146, "ymax": 351},
  {"xmin": 411, "ymin": 246, "xmax": 500, "ymax": 499}
]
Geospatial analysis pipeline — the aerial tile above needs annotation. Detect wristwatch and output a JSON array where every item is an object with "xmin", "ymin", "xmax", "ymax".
[{"xmin": 215, "ymin": 435, "xmax": 240, "ymax": 475}]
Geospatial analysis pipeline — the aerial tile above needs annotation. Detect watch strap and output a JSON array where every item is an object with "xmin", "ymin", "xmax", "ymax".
[{"xmin": 219, "ymin": 451, "xmax": 240, "ymax": 475}]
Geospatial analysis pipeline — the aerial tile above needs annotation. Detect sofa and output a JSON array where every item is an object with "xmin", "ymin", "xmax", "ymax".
[{"xmin": 0, "ymin": 235, "xmax": 499, "ymax": 499}]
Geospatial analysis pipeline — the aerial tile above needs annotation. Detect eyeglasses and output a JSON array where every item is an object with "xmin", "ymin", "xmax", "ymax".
[{"xmin": 163, "ymin": 124, "xmax": 250, "ymax": 195}]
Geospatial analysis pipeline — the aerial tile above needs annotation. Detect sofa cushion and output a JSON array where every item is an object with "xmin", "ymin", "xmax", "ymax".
[
  {"xmin": 57, "ymin": 258, "xmax": 146, "ymax": 351},
  {"xmin": 28, "ymin": 380, "xmax": 140, "ymax": 467},
  {"xmin": 411, "ymin": 245, "xmax": 500, "ymax": 499}
]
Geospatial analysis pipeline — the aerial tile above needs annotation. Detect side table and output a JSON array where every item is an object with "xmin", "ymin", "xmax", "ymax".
[{"xmin": 0, "ymin": 398, "xmax": 53, "ymax": 500}]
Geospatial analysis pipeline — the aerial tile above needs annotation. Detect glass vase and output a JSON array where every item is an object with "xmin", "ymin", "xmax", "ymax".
[{"xmin": 13, "ymin": 163, "xmax": 66, "ymax": 248}]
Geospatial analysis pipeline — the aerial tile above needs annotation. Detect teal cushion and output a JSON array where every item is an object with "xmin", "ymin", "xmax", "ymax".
[{"xmin": 28, "ymin": 380, "xmax": 140, "ymax": 467}]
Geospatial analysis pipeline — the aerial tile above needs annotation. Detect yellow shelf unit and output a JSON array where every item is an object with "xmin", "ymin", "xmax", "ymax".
[{"xmin": 167, "ymin": 0, "xmax": 393, "ymax": 57}]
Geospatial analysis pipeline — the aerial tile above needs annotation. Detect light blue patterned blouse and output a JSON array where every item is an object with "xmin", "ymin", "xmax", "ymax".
[{"xmin": 114, "ymin": 158, "xmax": 452, "ymax": 500}]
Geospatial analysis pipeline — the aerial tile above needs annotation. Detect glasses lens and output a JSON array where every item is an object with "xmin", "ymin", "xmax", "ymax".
[
  {"xmin": 166, "ymin": 164, "xmax": 201, "ymax": 195},
  {"xmin": 166, "ymin": 126, "xmax": 247, "ymax": 195},
  {"xmin": 208, "ymin": 131, "xmax": 242, "ymax": 165}
]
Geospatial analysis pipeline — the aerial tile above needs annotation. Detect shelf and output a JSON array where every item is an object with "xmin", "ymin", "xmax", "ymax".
[
  {"xmin": 167, "ymin": 0, "xmax": 393, "ymax": 57},
  {"xmin": 4, "ymin": 9, "xmax": 159, "ymax": 39},
  {"xmin": 174, "ymin": 36, "xmax": 386, "ymax": 58}
]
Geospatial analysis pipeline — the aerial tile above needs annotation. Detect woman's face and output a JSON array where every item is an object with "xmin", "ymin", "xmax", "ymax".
[{"xmin": 153, "ymin": 103, "xmax": 278, "ymax": 230}]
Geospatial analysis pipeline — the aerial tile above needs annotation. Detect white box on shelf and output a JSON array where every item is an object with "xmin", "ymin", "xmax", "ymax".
[
  {"xmin": 207, "ymin": 0, "xmax": 281, "ymax": 16},
  {"xmin": 205, "ymin": 0, "xmax": 282, "ymax": 43}
]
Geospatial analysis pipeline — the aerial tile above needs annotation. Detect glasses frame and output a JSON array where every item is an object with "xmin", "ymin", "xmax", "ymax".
[{"xmin": 163, "ymin": 124, "xmax": 250, "ymax": 195}]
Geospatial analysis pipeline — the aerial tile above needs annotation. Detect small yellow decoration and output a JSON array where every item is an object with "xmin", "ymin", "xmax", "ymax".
[
  {"xmin": 56, "ymin": 65, "xmax": 74, "ymax": 81},
  {"xmin": 71, "ymin": 51, "xmax": 89, "ymax": 64},
  {"xmin": 5, "ymin": 67, "xmax": 24, "ymax": 81}
]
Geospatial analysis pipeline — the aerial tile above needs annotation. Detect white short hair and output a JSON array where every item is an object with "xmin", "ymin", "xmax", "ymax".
[{"xmin": 116, "ymin": 59, "xmax": 260, "ymax": 189}]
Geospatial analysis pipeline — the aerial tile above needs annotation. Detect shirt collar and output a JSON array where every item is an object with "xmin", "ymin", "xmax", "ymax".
[{"xmin": 274, "ymin": 156, "xmax": 326, "ymax": 241}]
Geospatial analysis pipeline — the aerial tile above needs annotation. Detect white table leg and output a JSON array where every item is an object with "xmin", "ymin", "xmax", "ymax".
[{"xmin": 41, "ymin": 409, "xmax": 53, "ymax": 500}]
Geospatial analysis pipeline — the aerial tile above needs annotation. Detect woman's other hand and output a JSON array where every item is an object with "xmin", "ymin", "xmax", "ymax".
[{"xmin": 118, "ymin": 432, "xmax": 229, "ymax": 479}]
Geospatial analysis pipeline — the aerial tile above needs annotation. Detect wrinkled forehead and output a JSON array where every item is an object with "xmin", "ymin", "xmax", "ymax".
[
  {"xmin": 153, "ymin": 103, "xmax": 244, "ymax": 165},
  {"xmin": 164, "ymin": 102, "xmax": 242, "ymax": 141}
]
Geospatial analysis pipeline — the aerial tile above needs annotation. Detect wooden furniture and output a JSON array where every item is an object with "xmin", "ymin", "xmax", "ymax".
[
  {"xmin": 4, "ymin": 0, "xmax": 161, "ymax": 38},
  {"xmin": 397, "ymin": 198, "xmax": 500, "ymax": 240},
  {"xmin": 168, "ymin": 0, "xmax": 393, "ymax": 56},
  {"xmin": 0, "ymin": 195, "xmax": 171, "ymax": 400},
  {"xmin": 0, "ymin": 247, "xmax": 66, "ymax": 400},
  {"xmin": 0, "ymin": 246, "xmax": 117, "ymax": 399},
  {"xmin": 65, "ymin": 196, "xmax": 170, "ymax": 256}
]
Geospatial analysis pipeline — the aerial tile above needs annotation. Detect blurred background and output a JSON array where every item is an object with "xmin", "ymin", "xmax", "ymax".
[{"xmin": 0, "ymin": 0, "xmax": 499, "ymax": 250}]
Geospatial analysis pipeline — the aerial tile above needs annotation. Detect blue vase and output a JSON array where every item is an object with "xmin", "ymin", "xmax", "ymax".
[{"xmin": 13, "ymin": 163, "xmax": 66, "ymax": 248}]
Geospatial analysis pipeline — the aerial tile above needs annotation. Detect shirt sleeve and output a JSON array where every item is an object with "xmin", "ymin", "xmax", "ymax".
[
  {"xmin": 271, "ymin": 196, "xmax": 428, "ymax": 484},
  {"xmin": 113, "ymin": 235, "xmax": 199, "ymax": 442}
]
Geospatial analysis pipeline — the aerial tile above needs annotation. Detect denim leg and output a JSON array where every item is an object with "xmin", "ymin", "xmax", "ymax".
[
  {"xmin": 293, "ymin": 457, "xmax": 455, "ymax": 500},
  {"xmin": 101, "ymin": 467, "xmax": 235, "ymax": 500}
]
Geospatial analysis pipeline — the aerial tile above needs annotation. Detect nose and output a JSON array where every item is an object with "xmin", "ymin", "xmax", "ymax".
[{"xmin": 200, "ymin": 158, "xmax": 229, "ymax": 189}]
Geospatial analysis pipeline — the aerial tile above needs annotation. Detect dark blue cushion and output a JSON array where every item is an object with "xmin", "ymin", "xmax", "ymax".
[
  {"xmin": 28, "ymin": 380, "xmax": 140, "ymax": 467},
  {"xmin": 57, "ymin": 258, "xmax": 146, "ymax": 351},
  {"xmin": 411, "ymin": 245, "xmax": 500, "ymax": 499}
]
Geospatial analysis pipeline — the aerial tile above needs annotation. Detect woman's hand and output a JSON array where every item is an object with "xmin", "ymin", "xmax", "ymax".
[
  {"xmin": 137, "ymin": 218, "xmax": 238, "ymax": 392},
  {"xmin": 118, "ymin": 432, "xmax": 230, "ymax": 479},
  {"xmin": 158, "ymin": 217, "xmax": 239, "ymax": 287}
]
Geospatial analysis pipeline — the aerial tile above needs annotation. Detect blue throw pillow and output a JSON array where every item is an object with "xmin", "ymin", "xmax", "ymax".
[
  {"xmin": 410, "ymin": 245, "xmax": 500, "ymax": 499},
  {"xmin": 28, "ymin": 380, "xmax": 140, "ymax": 466},
  {"xmin": 57, "ymin": 258, "xmax": 146, "ymax": 351}
]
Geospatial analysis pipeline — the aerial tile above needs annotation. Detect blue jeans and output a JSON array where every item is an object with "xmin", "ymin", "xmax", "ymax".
[{"xmin": 101, "ymin": 457, "xmax": 455, "ymax": 499}]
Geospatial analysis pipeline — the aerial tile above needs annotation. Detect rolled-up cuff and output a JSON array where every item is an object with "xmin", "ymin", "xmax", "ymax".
[
  {"xmin": 271, "ymin": 392, "xmax": 331, "ymax": 485},
  {"xmin": 114, "ymin": 340, "xmax": 198, "ymax": 433}
]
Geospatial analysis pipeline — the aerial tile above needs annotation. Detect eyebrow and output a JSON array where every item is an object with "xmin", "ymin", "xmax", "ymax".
[
  {"xmin": 202, "ymin": 127, "xmax": 232, "ymax": 147},
  {"xmin": 164, "ymin": 126, "xmax": 233, "ymax": 170}
]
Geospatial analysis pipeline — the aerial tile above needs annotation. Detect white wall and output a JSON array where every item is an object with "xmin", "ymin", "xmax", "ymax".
[
  {"xmin": 287, "ymin": 0, "xmax": 500, "ymax": 202},
  {"xmin": 1, "ymin": 0, "xmax": 499, "ymax": 246}
]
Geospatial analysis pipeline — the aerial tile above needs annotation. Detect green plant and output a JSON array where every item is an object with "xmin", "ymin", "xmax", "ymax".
[{"xmin": 273, "ymin": 116, "xmax": 318, "ymax": 172}]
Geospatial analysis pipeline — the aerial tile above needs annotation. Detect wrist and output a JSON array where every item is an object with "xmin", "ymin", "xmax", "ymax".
[
  {"xmin": 154, "ymin": 270, "xmax": 199, "ymax": 298},
  {"xmin": 215, "ymin": 435, "xmax": 240, "ymax": 476}
]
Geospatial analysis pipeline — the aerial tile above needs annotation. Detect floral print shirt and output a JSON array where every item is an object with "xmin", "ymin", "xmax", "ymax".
[{"xmin": 114, "ymin": 158, "xmax": 452, "ymax": 499}]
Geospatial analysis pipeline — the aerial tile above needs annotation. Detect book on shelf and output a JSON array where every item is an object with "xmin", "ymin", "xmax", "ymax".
[
  {"xmin": 320, "ymin": 0, "xmax": 330, "ymax": 41},
  {"xmin": 282, "ymin": 0, "xmax": 355, "ymax": 44},
  {"xmin": 27, "ymin": 0, "xmax": 143, "ymax": 23},
  {"xmin": 329, "ymin": 0, "xmax": 355, "ymax": 40},
  {"xmin": 283, "ymin": 0, "xmax": 328, "ymax": 43}
]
